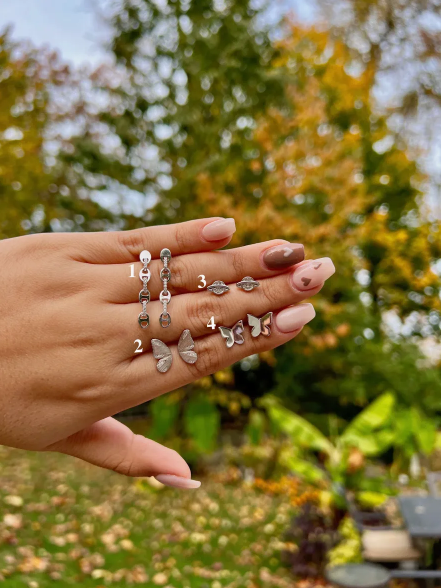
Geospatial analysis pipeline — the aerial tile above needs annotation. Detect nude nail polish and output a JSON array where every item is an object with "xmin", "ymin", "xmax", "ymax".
[
  {"xmin": 201, "ymin": 218, "xmax": 236, "ymax": 241},
  {"xmin": 276, "ymin": 304, "xmax": 316, "ymax": 333},
  {"xmin": 263, "ymin": 243, "xmax": 305, "ymax": 270},
  {"xmin": 292, "ymin": 257, "xmax": 335, "ymax": 290},
  {"xmin": 155, "ymin": 474, "xmax": 201, "ymax": 489}
]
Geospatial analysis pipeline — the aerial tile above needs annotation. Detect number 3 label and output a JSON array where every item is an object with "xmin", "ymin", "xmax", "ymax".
[{"xmin": 198, "ymin": 274, "xmax": 206, "ymax": 288}]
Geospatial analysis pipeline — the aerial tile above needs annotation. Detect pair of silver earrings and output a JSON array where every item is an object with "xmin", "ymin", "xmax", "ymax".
[
  {"xmin": 151, "ymin": 329, "xmax": 197, "ymax": 373},
  {"xmin": 219, "ymin": 312, "xmax": 273, "ymax": 348},
  {"xmin": 138, "ymin": 249, "xmax": 172, "ymax": 329},
  {"xmin": 208, "ymin": 276, "xmax": 260, "ymax": 295}
]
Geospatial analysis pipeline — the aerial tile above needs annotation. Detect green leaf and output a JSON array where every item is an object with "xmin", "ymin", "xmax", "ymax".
[
  {"xmin": 356, "ymin": 491, "xmax": 388, "ymax": 508},
  {"xmin": 280, "ymin": 451, "xmax": 327, "ymax": 484},
  {"xmin": 246, "ymin": 409, "xmax": 266, "ymax": 446},
  {"xmin": 411, "ymin": 407, "xmax": 437, "ymax": 455},
  {"xmin": 149, "ymin": 394, "xmax": 179, "ymax": 440},
  {"xmin": 184, "ymin": 396, "xmax": 220, "ymax": 453},
  {"xmin": 342, "ymin": 393, "xmax": 395, "ymax": 441},
  {"xmin": 268, "ymin": 405, "xmax": 334, "ymax": 456},
  {"xmin": 342, "ymin": 430, "xmax": 395, "ymax": 457}
]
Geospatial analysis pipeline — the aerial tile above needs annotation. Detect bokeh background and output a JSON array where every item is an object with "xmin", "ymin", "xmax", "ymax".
[{"xmin": 1, "ymin": 1, "xmax": 441, "ymax": 586}]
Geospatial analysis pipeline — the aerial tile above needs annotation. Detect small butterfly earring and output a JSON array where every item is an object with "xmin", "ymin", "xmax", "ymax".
[
  {"xmin": 151, "ymin": 339, "xmax": 173, "ymax": 373},
  {"xmin": 178, "ymin": 330, "xmax": 197, "ymax": 364},
  {"xmin": 219, "ymin": 320, "xmax": 245, "ymax": 348},
  {"xmin": 247, "ymin": 312, "xmax": 273, "ymax": 337}
]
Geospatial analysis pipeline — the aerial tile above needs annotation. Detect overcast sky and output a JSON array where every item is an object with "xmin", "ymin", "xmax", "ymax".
[
  {"xmin": 1, "ymin": 0, "xmax": 109, "ymax": 66},
  {"xmin": 0, "ymin": 0, "xmax": 315, "ymax": 66}
]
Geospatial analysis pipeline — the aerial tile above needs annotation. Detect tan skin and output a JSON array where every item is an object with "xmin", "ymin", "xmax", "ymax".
[{"xmin": 0, "ymin": 218, "xmax": 329, "ymax": 486}]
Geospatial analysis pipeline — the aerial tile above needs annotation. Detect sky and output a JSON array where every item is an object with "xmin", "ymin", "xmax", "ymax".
[
  {"xmin": 0, "ymin": 0, "xmax": 109, "ymax": 66},
  {"xmin": 0, "ymin": 0, "xmax": 315, "ymax": 66}
]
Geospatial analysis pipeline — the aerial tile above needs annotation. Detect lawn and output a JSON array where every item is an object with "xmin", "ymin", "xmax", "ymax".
[{"xmin": 0, "ymin": 446, "xmax": 298, "ymax": 587}]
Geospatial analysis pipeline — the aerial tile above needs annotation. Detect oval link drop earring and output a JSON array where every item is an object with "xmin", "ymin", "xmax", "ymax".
[
  {"xmin": 138, "ymin": 250, "xmax": 151, "ymax": 328},
  {"xmin": 159, "ymin": 248, "xmax": 172, "ymax": 328}
]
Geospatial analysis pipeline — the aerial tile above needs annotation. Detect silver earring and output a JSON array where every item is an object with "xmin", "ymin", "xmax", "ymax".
[
  {"xmin": 219, "ymin": 320, "xmax": 245, "ymax": 348},
  {"xmin": 159, "ymin": 248, "xmax": 172, "ymax": 328},
  {"xmin": 208, "ymin": 280, "xmax": 230, "ymax": 295},
  {"xmin": 237, "ymin": 276, "xmax": 260, "ymax": 292},
  {"xmin": 138, "ymin": 250, "xmax": 151, "ymax": 328},
  {"xmin": 151, "ymin": 339, "xmax": 172, "ymax": 373},
  {"xmin": 178, "ymin": 330, "xmax": 197, "ymax": 364},
  {"xmin": 247, "ymin": 312, "xmax": 273, "ymax": 337}
]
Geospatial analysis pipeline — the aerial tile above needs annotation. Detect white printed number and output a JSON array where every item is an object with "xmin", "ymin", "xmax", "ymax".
[
  {"xmin": 129, "ymin": 264, "xmax": 135, "ymax": 278},
  {"xmin": 207, "ymin": 316, "xmax": 216, "ymax": 330},
  {"xmin": 134, "ymin": 339, "xmax": 143, "ymax": 353},
  {"xmin": 198, "ymin": 274, "xmax": 207, "ymax": 288}
]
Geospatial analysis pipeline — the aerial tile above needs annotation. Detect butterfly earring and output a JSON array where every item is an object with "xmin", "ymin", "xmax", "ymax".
[
  {"xmin": 247, "ymin": 312, "xmax": 273, "ymax": 337},
  {"xmin": 219, "ymin": 320, "xmax": 245, "ymax": 348},
  {"xmin": 152, "ymin": 330, "xmax": 198, "ymax": 373}
]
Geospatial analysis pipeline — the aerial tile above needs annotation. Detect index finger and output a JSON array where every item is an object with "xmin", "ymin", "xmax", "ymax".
[{"xmin": 70, "ymin": 217, "xmax": 236, "ymax": 264}]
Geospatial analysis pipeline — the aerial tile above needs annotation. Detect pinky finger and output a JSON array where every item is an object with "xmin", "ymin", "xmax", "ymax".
[{"xmin": 127, "ymin": 303, "xmax": 316, "ymax": 404}]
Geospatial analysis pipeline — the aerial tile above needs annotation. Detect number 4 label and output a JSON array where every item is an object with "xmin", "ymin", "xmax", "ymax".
[{"xmin": 207, "ymin": 316, "xmax": 216, "ymax": 330}]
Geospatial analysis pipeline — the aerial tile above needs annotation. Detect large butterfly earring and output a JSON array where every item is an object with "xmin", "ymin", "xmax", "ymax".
[
  {"xmin": 151, "ymin": 339, "xmax": 173, "ymax": 373},
  {"xmin": 219, "ymin": 320, "xmax": 245, "ymax": 348},
  {"xmin": 247, "ymin": 312, "xmax": 273, "ymax": 337},
  {"xmin": 178, "ymin": 329, "xmax": 197, "ymax": 364}
]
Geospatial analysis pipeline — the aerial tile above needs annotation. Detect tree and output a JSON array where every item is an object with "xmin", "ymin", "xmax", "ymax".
[
  {"xmin": 56, "ymin": 3, "xmax": 441, "ymax": 439},
  {"xmin": 0, "ymin": 29, "xmax": 118, "ymax": 239}
]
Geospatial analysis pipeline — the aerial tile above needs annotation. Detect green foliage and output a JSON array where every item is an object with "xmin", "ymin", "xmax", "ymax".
[
  {"xmin": 183, "ymin": 395, "xmax": 220, "ymax": 453},
  {"xmin": 327, "ymin": 517, "xmax": 362, "ymax": 567},
  {"xmin": 148, "ymin": 393, "xmax": 180, "ymax": 440}
]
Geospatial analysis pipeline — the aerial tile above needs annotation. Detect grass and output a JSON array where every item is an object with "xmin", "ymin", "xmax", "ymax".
[{"xmin": 0, "ymin": 446, "xmax": 297, "ymax": 587}]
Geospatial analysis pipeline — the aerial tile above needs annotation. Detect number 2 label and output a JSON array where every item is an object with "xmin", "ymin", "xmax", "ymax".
[{"xmin": 134, "ymin": 339, "xmax": 143, "ymax": 353}]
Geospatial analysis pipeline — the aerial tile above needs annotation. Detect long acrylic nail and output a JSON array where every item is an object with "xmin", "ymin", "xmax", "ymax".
[
  {"xmin": 263, "ymin": 243, "xmax": 305, "ymax": 270},
  {"xmin": 202, "ymin": 218, "xmax": 236, "ymax": 241},
  {"xmin": 292, "ymin": 257, "xmax": 335, "ymax": 290},
  {"xmin": 155, "ymin": 474, "xmax": 201, "ymax": 489},
  {"xmin": 276, "ymin": 304, "xmax": 316, "ymax": 333}
]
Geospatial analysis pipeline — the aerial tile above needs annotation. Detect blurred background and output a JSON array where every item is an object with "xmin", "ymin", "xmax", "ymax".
[{"xmin": 1, "ymin": 0, "xmax": 441, "ymax": 586}]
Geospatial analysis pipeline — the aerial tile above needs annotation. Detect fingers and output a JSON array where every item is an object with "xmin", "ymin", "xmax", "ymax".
[
  {"xmin": 71, "ymin": 218, "xmax": 236, "ymax": 264},
  {"xmin": 90, "ymin": 240, "xmax": 305, "ymax": 303},
  {"xmin": 46, "ymin": 417, "xmax": 200, "ymax": 488},
  {"xmin": 123, "ymin": 303, "xmax": 315, "ymax": 407},
  {"xmin": 113, "ymin": 258, "xmax": 335, "ymax": 355}
]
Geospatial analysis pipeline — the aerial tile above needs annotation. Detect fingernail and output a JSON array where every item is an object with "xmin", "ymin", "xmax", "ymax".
[
  {"xmin": 276, "ymin": 303, "xmax": 316, "ymax": 333},
  {"xmin": 202, "ymin": 218, "xmax": 236, "ymax": 241},
  {"xmin": 263, "ymin": 243, "xmax": 305, "ymax": 270},
  {"xmin": 155, "ymin": 474, "xmax": 201, "ymax": 489},
  {"xmin": 292, "ymin": 257, "xmax": 335, "ymax": 290}
]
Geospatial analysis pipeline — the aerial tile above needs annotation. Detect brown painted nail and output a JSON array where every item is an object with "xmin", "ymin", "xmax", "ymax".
[{"xmin": 263, "ymin": 243, "xmax": 305, "ymax": 270}]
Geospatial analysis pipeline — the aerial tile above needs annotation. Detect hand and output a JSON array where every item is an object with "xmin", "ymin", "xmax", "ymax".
[{"xmin": 0, "ymin": 218, "xmax": 335, "ymax": 488}]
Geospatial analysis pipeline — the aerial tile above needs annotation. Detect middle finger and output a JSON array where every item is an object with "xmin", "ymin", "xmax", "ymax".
[{"xmin": 112, "ymin": 257, "xmax": 335, "ymax": 359}]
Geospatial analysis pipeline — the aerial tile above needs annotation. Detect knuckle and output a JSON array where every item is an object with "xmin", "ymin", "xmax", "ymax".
[
  {"xmin": 170, "ymin": 258, "xmax": 192, "ymax": 294},
  {"xmin": 185, "ymin": 294, "xmax": 223, "ymax": 333},
  {"xmin": 174, "ymin": 223, "xmax": 191, "ymax": 251},
  {"xmin": 230, "ymin": 250, "xmax": 246, "ymax": 277},
  {"xmin": 260, "ymin": 276, "xmax": 284, "ymax": 306},
  {"xmin": 118, "ymin": 229, "xmax": 145, "ymax": 257},
  {"xmin": 190, "ymin": 337, "xmax": 220, "ymax": 376}
]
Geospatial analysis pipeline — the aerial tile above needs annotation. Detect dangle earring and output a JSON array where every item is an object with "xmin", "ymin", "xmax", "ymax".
[
  {"xmin": 138, "ymin": 250, "xmax": 151, "ymax": 329},
  {"xmin": 159, "ymin": 248, "xmax": 172, "ymax": 328}
]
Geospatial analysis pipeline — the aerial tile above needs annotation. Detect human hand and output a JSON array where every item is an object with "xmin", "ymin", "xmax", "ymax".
[{"xmin": 0, "ymin": 218, "xmax": 335, "ymax": 488}]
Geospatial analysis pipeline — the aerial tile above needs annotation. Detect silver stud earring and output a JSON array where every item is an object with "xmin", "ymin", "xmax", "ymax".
[
  {"xmin": 247, "ymin": 312, "xmax": 273, "ymax": 337},
  {"xmin": 159, "ymin": 248, "xmax": 172, "ymax": 328},
  {"xmin": 208, "ymin": 280, "xmax": 230, "ymax": 295},
  {"xmin": 219, "ymin": 320, "xmax": 245, "ymax": 348},
  {"xmin": 237, "ymin": 276, "xmax": 260, "ymax": 291},
  {"xmin": 178, "ymin": 330, "xmax": 197, "ymax": 364},
  {"xmin": 138, "ymin": 250, "xmax": 151, "ymax": 328},
  {"xmin": 151, "ymin": 339, "xmax": 172, "ymax": 373}
]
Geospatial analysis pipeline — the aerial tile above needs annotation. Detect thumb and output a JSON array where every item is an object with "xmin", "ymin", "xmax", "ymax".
[{"xmin": 46, "ymin": 417, "xmax": 201, "ymax": 489}]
